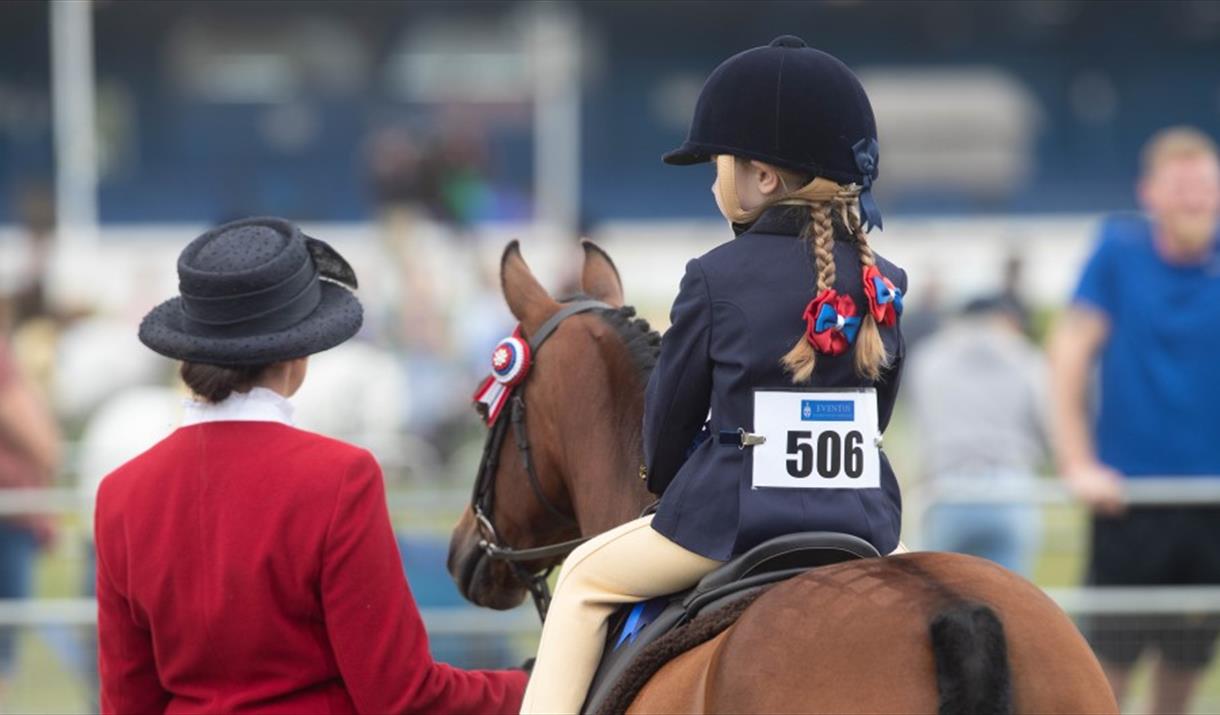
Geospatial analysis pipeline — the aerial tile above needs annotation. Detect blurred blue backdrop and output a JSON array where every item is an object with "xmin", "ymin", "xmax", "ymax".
[{"xmin": 2, "ymin": 0, "xmax": 1219, "ymax": 224}]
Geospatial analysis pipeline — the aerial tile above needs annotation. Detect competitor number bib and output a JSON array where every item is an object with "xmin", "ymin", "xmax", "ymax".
[{"xmin": 751, "ymin": 388, "xmax": 881, "ymax": 490}]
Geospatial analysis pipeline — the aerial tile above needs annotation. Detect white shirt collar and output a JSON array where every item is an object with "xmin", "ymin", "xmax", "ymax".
[{"xmin": 182, "ymin": 387, "xmax": 296, "ymax": 427}]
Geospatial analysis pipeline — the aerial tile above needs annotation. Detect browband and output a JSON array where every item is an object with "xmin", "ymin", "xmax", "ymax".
[{"xmin": 526, "ymin": 299, "xmax": 612, "ymax": 351}]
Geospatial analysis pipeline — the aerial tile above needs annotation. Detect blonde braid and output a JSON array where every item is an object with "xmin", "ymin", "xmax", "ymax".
[
  {"xmin": 782, "ymin": 202, "xmax": 835, "ymax": 383},
  {"xmin": 813, "ymin": 202, "xmax": 836, "ymax": 291},
  {"xmin": 848, "ymin": 203, "xmax": 888, "ymax": 380}
]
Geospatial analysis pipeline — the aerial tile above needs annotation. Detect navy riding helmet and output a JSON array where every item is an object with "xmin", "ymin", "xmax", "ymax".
[{"xmin": 664, "ymin": 35, "xmax": 883, "ymax": 230}]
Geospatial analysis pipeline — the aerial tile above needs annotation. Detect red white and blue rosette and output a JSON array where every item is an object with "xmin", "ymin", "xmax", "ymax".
[{"xmin": 472, "ymin": 330, "xmax": 533, "ymax": 424}]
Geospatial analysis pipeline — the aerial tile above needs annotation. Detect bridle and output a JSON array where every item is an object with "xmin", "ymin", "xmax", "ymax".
[{"xmin": 470, "ymin": 299, "xmax": 610, "ymax": 621}]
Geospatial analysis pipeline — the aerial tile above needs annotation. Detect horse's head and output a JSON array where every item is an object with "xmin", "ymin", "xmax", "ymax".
[{"xmin": 447, "ymin": 240, "xmax": 657, "ymax": 610}]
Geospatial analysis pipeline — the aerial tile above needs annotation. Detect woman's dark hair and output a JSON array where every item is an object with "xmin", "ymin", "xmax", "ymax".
[{"xmin": 180, "ymin": 362, "xmax": 273, "ymax": 403}]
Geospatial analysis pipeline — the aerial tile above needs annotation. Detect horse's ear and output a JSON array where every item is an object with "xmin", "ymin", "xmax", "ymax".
[
  {"xmin": 580, "ymin": 240, "xmax": 624, "ymax": 308},
  {"xmin": 501, "ymin": 240, "xmax": 561, "ymax": 334}
]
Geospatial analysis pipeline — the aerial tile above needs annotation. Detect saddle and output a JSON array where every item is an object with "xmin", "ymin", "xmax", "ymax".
[{"xmin": 581, "ymin": 531, "xmax": 880, "ymax": 714}]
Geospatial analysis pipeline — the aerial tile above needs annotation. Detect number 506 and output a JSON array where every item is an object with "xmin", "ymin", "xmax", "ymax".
[{"xmin": 786, "ymin": 430, "xmax": 864, "ymax": 479}]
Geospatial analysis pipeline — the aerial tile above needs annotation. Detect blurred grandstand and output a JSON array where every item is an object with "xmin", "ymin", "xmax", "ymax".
[
  {"xmin": 2, "ymin": 1, "xmax": 1220, "ymax": 713},
  {"xmin": 4, "ymin": 1, "xmax": 1220, "ymax": 222}
]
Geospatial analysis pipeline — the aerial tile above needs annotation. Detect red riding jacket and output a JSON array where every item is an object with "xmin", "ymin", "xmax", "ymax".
[{"xmin": 95, "ymin": 420, "xmax": 526, "ymax": 714}]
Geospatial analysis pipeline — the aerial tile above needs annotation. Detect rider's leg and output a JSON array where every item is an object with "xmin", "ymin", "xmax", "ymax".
[{"xmin": 520, "ymin": 515, "xmax": 721, "ymax": 715}]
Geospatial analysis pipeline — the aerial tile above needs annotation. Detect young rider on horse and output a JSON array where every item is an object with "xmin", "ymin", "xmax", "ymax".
[{"xmin": 521, "ymin": 36, "xmax": 908, "ymax": 713}]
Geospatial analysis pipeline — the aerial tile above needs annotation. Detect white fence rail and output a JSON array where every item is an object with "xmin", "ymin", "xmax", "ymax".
[
  {"xmin": 0, "ymin": 598, "xmax": 539, "ymax": 634},
  {"xmin": 4, "ymin": 587, "xmax": 1219, "ymax": 628}
]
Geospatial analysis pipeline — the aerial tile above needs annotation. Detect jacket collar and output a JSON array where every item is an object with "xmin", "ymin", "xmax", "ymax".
[
  {"xmin": 182, "ymin": 387, "xmax": 296, "ymax": 427},
  {"xmin": 737, "ymin": 205, "xmax": 812, "ymax": 238}
]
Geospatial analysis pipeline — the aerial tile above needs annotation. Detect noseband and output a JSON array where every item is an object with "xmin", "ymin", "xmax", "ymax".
[{"xmin": 470, "ymin": 300, "xmax": 610, "ymax": 621}]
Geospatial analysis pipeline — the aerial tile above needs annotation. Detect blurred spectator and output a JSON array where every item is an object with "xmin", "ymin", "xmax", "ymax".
[
  {"xmin": 365, "ymin": 123, "xmax": 452, "ymax": 351},
  {"xmin": 366, "ymin": 118, "xmax": 493, "ymax": 236},
  {"xmin": 899, "ymin": 269, "xmax": 944, "ymax": 349},
  {"xmin": 0, "ymin": 334, "xmax": 60, "ymax": 702},
  {"xmin": 1049, "ymin": 126, "xmax": 1220, "ymax": 713},
  {"xmin": 7, "ymin": 185, "xmax": 55, "ymax": 330},
  {"xmin": 5, "ymin": 185, "xmax": 63, "ymax": 398},
  {"xmin": 364, "ymin": 119, "xmax": 505, "ymax": 449},
  {"xmin": 429, "ymin": 115, "xmax": 494, "ymax": 231},
  {"xmin": 366, "ymin": 125, "xmax": 430, "ymax": 218},
  {"xmin": 908, "ymin": 294, "xmax": 1046, "ymax": 575},
  {"xmin": 51, "ymin": 317, "xmax": 165, "ymax": 426},
  {"xmin": 1000, "ymin": 251, "xmax": 1033, "ymax": 336}
]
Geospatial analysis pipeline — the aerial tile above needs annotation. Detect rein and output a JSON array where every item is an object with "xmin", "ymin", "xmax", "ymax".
[{"xmin": 470, "ymin": 299, "xmax": 610, "ymax": 621}]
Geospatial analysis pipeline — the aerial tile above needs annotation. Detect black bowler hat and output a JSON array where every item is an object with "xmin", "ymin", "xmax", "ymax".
[
  {"xmin": 664, "ymin": 35, "xmax": 882, "ymax": 227},
  {"xmin": 139, "ymin": 217, "xmax": 363, "ymax": 366}
]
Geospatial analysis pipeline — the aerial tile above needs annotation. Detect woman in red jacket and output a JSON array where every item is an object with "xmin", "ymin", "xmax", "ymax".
[{"xmin": 96, "ymin": 217, "xmax": 526, "ymax": 714}]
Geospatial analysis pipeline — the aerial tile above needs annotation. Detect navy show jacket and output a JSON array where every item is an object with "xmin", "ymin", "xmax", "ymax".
[{"xmin": 644, "ymin": 206, "xmax": 906, "ymax": 561}]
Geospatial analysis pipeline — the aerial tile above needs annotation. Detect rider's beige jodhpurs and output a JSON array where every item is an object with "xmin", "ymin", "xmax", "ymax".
[{"xmin": 519, "ymin": 515, "xmax": 722, "ymax": 715}]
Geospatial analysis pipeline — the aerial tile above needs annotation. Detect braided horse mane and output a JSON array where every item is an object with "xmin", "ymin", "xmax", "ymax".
[{"xmin": 565, "ymin": 296, "xmax": 662, "ymax": 380}]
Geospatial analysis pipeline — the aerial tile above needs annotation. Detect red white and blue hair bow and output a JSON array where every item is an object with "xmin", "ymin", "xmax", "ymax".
[
  {"xmin": 802, "ymin": 289, "xmax": 861, "ymax": 356},
  {"xmin": 472, "ymin": 328, "xmax": 532, "ymax": 424},
  {"xmin": 862, "ymin": 265, "xmax": 903, "ymax": 327}
]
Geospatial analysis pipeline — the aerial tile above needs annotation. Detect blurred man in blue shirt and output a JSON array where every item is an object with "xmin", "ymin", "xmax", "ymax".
[{"xmin": 1050, "ymin": 127, "xmax": 1220, "ymax": 713}]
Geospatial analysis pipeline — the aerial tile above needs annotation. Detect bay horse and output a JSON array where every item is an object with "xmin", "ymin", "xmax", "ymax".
[{"xmin": 448, "ymin": 241, "xmax": 1117, "ymax": 714}]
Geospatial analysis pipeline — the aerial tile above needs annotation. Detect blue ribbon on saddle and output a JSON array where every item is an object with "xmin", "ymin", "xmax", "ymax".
[
  {"xmin": 815, "ymin": 303, "xmax": 862, "ymax": 342},
  {"xmin": 852, "ymin": 137, "xmax": 883, "ymax": 232},
  {"xmin": 870, "ymin": 275, "xmax": 904, "ymax": 315},
  {"xmin": 614, "ymin": 598, "xmax": 669, "ymax": 650}
]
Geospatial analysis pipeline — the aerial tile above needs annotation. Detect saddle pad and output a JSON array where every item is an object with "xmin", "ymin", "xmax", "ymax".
[{"xmin": 588, "ymin": 587, "xmax": 770, "ymax": 715}]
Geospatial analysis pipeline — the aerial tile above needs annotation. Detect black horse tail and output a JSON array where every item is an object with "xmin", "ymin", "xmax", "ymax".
[{"xmin": 929, "ymin": 603, "xmax": 1013, "ymax": 715}]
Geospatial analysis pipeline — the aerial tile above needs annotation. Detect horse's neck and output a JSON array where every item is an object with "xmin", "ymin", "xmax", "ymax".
[
  {"xmin": 560, "ymin": 316, "xmax": 658, "ymax": 536},
  {"xmin": 573, "ymin": 468, "xmax": 652, "ymax": 537},
  {"xmin": 568, "ymin": 397, "xmax": 654, "ymax": 536}
]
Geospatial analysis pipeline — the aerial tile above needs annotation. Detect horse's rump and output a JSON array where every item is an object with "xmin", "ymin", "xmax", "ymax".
[{"xmin": 623, "ymin": 553, "xmax": 1117, "ymax": 715}]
